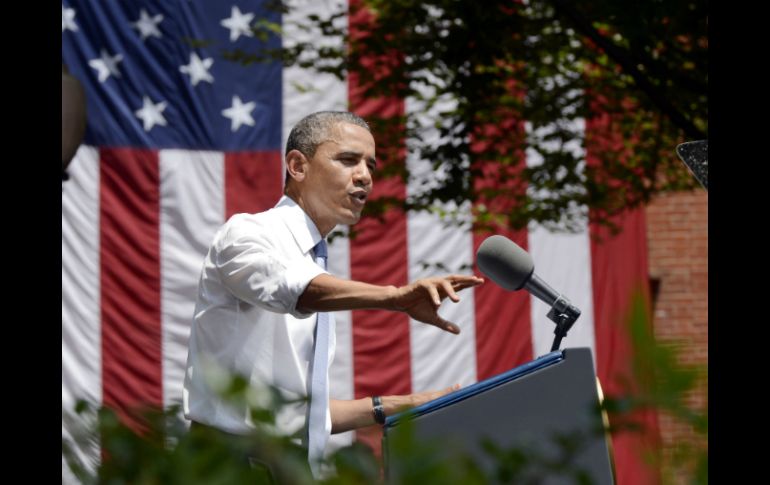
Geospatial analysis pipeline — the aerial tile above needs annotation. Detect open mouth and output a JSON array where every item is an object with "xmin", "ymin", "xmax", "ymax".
[{"xmin": 350, "ymin": 191, "xmax": 367, "ymax": 205}]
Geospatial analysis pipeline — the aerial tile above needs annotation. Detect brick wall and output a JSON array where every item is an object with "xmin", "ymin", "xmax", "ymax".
[{"xmin": 645, "ymin": 189, "xmax": 708, "ymax": 484}]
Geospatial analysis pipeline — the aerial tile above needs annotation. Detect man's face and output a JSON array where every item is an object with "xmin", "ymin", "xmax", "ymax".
[{"xmin": 300, "ymin": 122, "xmax": 376, "ymax": 234}]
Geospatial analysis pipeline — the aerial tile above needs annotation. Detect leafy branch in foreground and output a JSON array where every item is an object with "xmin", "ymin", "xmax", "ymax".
[{"xmin": 63, "ymin": 294, "xmax": 707, "ymax": 484}]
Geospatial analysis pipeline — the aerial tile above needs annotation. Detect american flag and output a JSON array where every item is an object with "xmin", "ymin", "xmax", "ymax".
[{"xmin": 62, "ymin": 1, "xmax": 659, "ymax": 483}]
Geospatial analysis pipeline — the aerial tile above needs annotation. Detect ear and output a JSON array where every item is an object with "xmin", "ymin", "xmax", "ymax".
[{"xmin": 285, "ymin": 149, "xmax": 308, "ymax": 183}]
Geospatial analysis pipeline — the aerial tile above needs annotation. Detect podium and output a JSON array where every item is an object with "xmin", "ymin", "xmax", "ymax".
[{"xmin": 382, "ymin": 348, "xmax": 614, "ymax": 484}]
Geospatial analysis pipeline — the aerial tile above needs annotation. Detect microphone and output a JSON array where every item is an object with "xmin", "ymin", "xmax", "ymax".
[{"xmin": 476, "ymin": 235, "xmax": 581, "ymax": 350}]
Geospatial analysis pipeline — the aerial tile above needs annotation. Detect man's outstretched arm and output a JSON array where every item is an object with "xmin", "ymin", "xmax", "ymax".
[{"xmin": 297, "ymin": 273, "xmax": 484, "ymax": 334}]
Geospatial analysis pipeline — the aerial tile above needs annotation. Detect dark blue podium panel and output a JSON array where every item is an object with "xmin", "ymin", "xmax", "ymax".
[{"xmin": 383, "ymin": 348, "xmax": 614, "ymax": 484}]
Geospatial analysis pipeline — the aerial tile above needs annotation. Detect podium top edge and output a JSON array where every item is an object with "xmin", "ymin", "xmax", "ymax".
[{"xmin": 384, "ymin": 349, "xmax": 569, "ymax": 428}]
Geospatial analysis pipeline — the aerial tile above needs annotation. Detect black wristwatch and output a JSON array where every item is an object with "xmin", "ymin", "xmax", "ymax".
[{"xmin": 372, "ymin": 396, "xmax": 386, "ymax": 425}]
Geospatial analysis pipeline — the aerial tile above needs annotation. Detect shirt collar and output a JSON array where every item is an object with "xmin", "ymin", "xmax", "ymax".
[{"xmin": 275, "ymin": 195, "xmax": 324, "ymax": 255}]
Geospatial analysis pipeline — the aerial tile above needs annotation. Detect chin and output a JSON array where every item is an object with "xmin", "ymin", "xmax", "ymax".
[{"xmin": 341, "ymin": 210, "xmax": 362, "ymax": 225}]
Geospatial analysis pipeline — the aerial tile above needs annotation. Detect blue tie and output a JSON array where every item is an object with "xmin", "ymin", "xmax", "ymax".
[{"xmin": 308, "ymin": 239, "xmax": 333, "ymax": 477}]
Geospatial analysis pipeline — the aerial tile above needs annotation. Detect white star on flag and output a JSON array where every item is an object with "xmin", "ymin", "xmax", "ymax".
[
  {"xmin": 62, "ymin": 6, "xmax": 78, "ymax": 33},
  {"xmin": 220, "ymin": 6, "xmax": 255, "ymax": 42},
  {"xmin": 135, "ymin": 96, "xmax": 168, "ymax": 132},
  {"xmin": 88, "ymin": 49, "xmax": 123, "ymax": 83},
  {"xmin": 179, "ymin": 53, "xmax": 215, "ymax": 86},
  {"xmin": 131, "ymin": 9, "xmax": 163, "ymax": 41},
  {"xmin": 222, "ymin": 95, "xmax": 256, "ymax": 132}
]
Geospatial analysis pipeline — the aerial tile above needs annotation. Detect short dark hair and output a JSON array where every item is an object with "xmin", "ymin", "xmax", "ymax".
[{"xmin": 285, "ymin": 111, "xmax": 370, "ymax": 158}]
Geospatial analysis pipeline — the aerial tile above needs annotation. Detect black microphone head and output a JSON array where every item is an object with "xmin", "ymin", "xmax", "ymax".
[{"xmin": 476, "ymin": 235, "xmax": 534, "ymax": 291}]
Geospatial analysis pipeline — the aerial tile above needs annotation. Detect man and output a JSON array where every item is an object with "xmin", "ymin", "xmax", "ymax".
[{"xmin": 183, "ymin": 111, "xmax": 483, "ymax": 477}]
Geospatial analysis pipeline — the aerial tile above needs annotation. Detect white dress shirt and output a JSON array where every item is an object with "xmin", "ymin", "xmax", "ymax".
[{"xmin": 183, "ymin": 196, "xmax": 334, "ymax": 442}]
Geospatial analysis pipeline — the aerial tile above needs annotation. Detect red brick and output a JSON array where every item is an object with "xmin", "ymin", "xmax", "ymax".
[{"xmin": 645, "ymin": 190, "xmax": 708, "ymax": 484}]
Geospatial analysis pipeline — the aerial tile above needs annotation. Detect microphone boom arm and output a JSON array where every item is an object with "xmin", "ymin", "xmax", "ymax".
[{"xmin": 547, "ymin": 296, "xmax": 581, "ymax": 352}]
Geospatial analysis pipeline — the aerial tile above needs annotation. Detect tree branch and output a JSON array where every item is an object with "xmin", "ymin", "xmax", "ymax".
[{"xmin": 548, "ymin": 0, "xmax": 706, "ymax": 140}]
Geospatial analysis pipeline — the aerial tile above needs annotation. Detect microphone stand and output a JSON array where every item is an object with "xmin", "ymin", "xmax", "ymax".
[{"xmin": 546, "ymin": 296, "xmax": 581, "ymax": 352}]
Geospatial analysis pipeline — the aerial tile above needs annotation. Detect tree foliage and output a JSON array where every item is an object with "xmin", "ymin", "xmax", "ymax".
[{"xmin": 250, "ymin": 0, "xmax": 707, "ymax": 231}]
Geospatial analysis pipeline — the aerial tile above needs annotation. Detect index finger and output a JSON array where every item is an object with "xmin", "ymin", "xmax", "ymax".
[{"xmin": 447, "ymin": 274, "xmax": 485, "ymax": 285}]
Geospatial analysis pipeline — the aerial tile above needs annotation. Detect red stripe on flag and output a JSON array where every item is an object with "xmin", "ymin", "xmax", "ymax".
[
  {"xmin": 472, "ymin": 114, "xmax": 533, "ymax": 379},
  {"xmin": 586, "ymin": 105, "xmax": 661, "ymax": 483},
  {"xmin": 473, "ymin": 228, "xmax": 533, "ymax": 380},
  {"xmin": 99, "ymin": 147, "xmax": 163, "ymax": 428},
  {"xmin": 348, "ymin": 198, "xmax": 409, "ymax": 454},
  {"xmin": 590, "ymin": 209, "xmax": 661, "ymax": 485},
  {"xmin": 224, "ymin": 151, "xmax": 284, "ymax": 218},
  {"xmin": 348, "ymin": 0, "xmax": 410, "ymax": 455}
]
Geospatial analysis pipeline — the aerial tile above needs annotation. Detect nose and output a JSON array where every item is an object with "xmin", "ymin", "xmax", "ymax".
[{"xmin": 354, "ymin": 160, "xmax": 372, "ymax": 187}]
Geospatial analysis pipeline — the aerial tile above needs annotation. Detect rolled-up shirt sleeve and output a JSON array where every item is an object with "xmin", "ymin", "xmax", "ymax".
[{"xmin": 213, "ymin": 218, "xmax": 325, "ymax": 318}]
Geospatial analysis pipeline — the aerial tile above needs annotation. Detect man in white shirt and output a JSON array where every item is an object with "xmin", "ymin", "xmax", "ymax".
[{"xmin": 183, "ymin": 111, "xmax": 483, "ymax": 476}]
